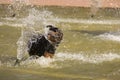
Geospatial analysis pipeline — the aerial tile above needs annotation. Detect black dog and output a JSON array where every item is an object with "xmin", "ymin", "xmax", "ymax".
[{"xmin": 14, "ymin": 25, "xmax": 63, "ymax": 65}]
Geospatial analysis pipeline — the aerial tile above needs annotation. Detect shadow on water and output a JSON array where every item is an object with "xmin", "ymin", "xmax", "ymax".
[{"xmin": 69, "ymin": 30, "xmax": 108, "ymax": 36}]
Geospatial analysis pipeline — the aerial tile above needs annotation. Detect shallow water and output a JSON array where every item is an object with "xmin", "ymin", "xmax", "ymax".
[{"xmin": 0, "ymin": 5, "xmax": 120, "ymax": 80}]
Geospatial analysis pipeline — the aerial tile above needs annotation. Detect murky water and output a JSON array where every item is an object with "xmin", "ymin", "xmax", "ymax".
[{"xmin": 0, "ymin": 1, "xmax": 120, "ymax": 80}]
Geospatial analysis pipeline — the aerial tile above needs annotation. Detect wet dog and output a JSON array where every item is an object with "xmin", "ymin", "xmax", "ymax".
[{"xmin": 14, "ymin": 25, "xmax": 63, "ymax": 66}]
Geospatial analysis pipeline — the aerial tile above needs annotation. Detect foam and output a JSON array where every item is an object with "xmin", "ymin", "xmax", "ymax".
[
  {"xmin": 98, "ymin": 32, "xmax": 120, "ymax": 42},
  {"xmin": 20, "ymin": 56, "xmax": 57, "ymax": 68},
  {"xmin": 20, "ymin": 52, "xmax": 120, "ymax": 68},
  {"xmin": 1, "ymin": 17, "xmax": 120, "ymax": 28},
  {"xmin": 0, "ymin": 23, "xmax": 25, "ymax": 27},
  {"xmin": 0, "ymin": 17, "xmax": 26, "ymax": 27},
  {"xmin": 55, "ymin": 52, "xmax": 120, "ymax": 63},
  {"xmin": 0, "ymin": 52, "xmax": 120, "ymax": 68},
  {"xmin": 50, "ymin": 18, "xmax": 120, "ymax": 25}
]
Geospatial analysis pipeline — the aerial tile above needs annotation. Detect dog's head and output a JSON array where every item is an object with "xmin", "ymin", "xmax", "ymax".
[{"xmin": 45, "ymin": 25, "xmax": 63, "ymax": 46}]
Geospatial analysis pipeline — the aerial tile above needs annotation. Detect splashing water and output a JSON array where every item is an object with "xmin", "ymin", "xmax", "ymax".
[
  {"xmin": 4, "ymin": 52, "xmax": 118, "ymax": 68},
  {"xmin": 1, "ymin": 8, "xmax": 120, "ymax": 68},
  {"xmin": 1, "ymin": 1, "xmax": 120, "ymax": 80},
  {"xmin": 1, "ymin": 0, "xmax": 59, "ymax": 65},
  {"xmin": 90, "ymin": 0, "xmax": 101, "ymax": 17},
  {"xmin": 20, "ymin": 56, "xmax": 56, "ymax": 68},
  {"xmin": 7, "ymin": 0, "xmax": 28, "ymax": 17},
  {"xmin": 0, "ymin": 0, "xmax": 120, "ymax": 68},
  {"xmin": 16, "ymin": 8, "xmax": 59, "ymax": 61},
  {"xmin": 22, "ymin": 8, "xmax": 58, "ymax": 27},
  {"xmin": 0, "ymin": 52, "xmax": 119, "ymax": 68}
]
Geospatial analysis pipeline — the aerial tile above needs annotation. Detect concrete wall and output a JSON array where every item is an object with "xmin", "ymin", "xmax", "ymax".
[{"xmin": 0, "ymin": 0, "xmax": 120, "ymax": 8}]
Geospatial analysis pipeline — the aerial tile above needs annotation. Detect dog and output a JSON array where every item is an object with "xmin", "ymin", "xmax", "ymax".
[{"xmin": 14, "ymin": 25, "xmax": 63, "ymax": 66}]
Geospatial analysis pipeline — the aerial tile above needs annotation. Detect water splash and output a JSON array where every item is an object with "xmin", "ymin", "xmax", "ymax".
[
  {"xmin": 90, "ymin": 0, "xmax": 101, "ymax": 17},
  {"xmin": 22, "ymin": 8, "xmax": 58, "ymax": 27},
  {"xmin": 0, "ymin": 52, "xmax": 120, "ymax": 68},
  {"xmin": 16, "ymin": 8, "xmax": 58, "ymax": 61},
  {"xmin": 8, "ymin": 0, "xmax": 29, "ymax": 17},
  {"xmin": 1, "ymin": 8, "xmax": 58, "ymax": 27},
  {"xmin": 1, "ymin": 0, "xmax": 120, "ymax": 69},
  {"xmin": 20, "ymin": 56, "xmax": 56, "ymax": 68},
  {"xmin": 0, "ymin": 55, "xmax": 16, "ymax": 67},
  {"xmin": 1, "ymin": 2, "xmax": 60, "ymax": 62}
]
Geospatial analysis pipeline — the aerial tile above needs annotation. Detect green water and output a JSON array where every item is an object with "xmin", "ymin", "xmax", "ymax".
[{"xmin": 0, "ymin": 5, "xmax": 120, "ymax": 80}]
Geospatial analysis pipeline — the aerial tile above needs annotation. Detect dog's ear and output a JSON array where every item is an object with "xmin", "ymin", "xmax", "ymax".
[
  {"xmin": 44, "ymin": 25, "xmax": 55, "ymax": 35},
  {"xmin": 46, "ymin": 25, "xmax": 53, "ymax": 28}
]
